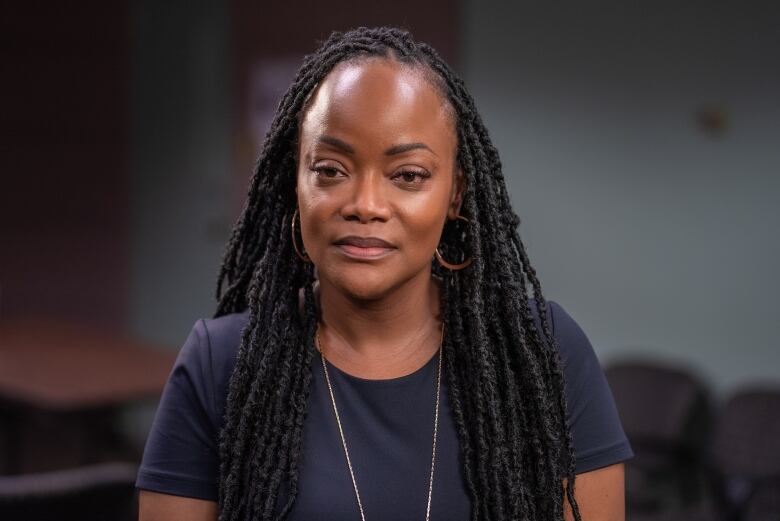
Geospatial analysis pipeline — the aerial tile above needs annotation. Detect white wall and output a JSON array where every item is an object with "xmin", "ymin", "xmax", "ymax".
[
  {"xmin": 129, "ymin": 0, "xmax": 233, "ymax": 346},
  {"xmin": 123, "ymin": 0, "xmax": 234, "ymax": 447},
  {"xmin": 461, "ymin": 1, "xmax": 780, "ymax": 394}
]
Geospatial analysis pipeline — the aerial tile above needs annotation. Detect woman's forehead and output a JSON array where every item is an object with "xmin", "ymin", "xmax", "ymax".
[{"xmin": 299, "ymin": 58, "xmax": 456, "ymax": 152}]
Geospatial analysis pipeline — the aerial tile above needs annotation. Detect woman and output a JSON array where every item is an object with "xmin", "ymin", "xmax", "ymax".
[{"xmin": 136, "ymin": 27, "xmax": 633, "ymax": 521}]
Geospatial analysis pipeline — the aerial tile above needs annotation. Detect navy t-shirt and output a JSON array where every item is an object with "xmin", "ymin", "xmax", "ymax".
[{"xmin": 136, "ymin": 300, "xmax": 633, "ymax": 519}]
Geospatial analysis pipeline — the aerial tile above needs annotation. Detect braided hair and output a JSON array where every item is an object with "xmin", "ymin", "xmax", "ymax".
[{"xmin": 214, "ymin": 26, "xmax": 581, "ymax": 521}]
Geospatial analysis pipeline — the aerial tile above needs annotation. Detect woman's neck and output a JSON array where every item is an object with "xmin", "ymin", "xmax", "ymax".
[{"xmin": 315, "ymin": 271, "xmax": 443, "ymax": 379}]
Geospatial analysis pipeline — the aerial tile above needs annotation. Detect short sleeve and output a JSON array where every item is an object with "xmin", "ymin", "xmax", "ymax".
[
  {"xmin": 548, "ymin": 301, "xmax": 634, "ymax": 474},
  {"xmin": 135, "ymin": 319, "xmax": 220, "ymax": 501}
]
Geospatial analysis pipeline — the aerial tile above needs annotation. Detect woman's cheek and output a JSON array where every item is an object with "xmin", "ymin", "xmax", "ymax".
[{"xmin": 301, "ymin": 219, "xmax": 325, "ymax": 263}]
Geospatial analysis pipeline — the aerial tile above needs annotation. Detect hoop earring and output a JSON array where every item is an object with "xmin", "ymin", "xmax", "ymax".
[
  {"xmin": 291, "ymin": 208, "xmax": 311, "ymax": 263},
  {"xmin": 435, "ymin": 215, "xmax": 473, "ymax": 271}
]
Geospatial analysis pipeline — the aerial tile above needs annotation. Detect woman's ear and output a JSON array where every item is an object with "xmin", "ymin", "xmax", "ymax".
[{"xmin": 447, "ymin": 167, "xmax": 465, "ymax": 219}]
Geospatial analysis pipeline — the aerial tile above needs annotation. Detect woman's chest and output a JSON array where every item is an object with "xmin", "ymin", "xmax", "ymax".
[{"xmin": 276, "ymin": 360, "xmax": 472, "ymax": 521}]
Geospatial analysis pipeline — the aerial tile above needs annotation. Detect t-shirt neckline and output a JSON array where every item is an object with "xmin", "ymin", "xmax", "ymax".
[{"xmin": 321, "ymin": 349, "xmax": 440, "ymax": 387}]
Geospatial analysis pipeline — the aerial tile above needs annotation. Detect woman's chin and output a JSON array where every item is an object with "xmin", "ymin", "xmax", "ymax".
[
  {"xmin": 324, "ymin": 267, "xmax": 408, "ymax": 302},
  {"xmin": 337, "ymin": 278, "xmax": 394, "ymax": 302}
]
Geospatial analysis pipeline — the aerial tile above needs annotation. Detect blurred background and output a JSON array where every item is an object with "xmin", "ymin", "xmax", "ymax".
[{"xmin": 1, "ymin": 1, "xmax": 778, "ymax": 520}]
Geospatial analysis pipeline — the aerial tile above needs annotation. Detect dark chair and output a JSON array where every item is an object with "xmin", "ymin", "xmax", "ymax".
[
  {"xmin": 708, "ymin": 388, "xmax": 780, "ymax": 521},
  {"xmin": 633, "ymin": 387, "xmax": 780, "ymax": 521},
  {"xmin": 605, "ymin": 359, "xmax": 713, "ymax": 518},
  {"xmin": 742, "ymin": 478, "xmax": 780, "ymax": 521},
  {"xmin": 0, "ymin": 462, "xmax": 138, "ymax": 521}
]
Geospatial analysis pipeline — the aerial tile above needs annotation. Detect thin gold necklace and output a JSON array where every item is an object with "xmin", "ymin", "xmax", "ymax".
[{"xmin": 315, "ymin": 325, "xmax": 444, "ymax": 521}]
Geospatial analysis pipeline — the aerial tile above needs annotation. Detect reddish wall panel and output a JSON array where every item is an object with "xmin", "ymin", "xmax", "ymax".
[{"xmin": 0, "ymin": 2, "xmax": 129, "ymax": 327}]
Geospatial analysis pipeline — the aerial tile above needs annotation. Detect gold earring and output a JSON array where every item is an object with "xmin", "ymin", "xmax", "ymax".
[
  {"xmin": 291, "ymin": 208, "xmax": 311, "ymax": 263},
  {"xmin": 435, "ymin": 215, "xmax": 473, "ymax": 270}
]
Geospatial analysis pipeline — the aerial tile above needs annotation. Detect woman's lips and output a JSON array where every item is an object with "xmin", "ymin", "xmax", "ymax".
[
  {"xmin": 333, "ymin": 235, "xmax": 396, "ymax": 259},
  {"xmin": 336, "ymin": 244, "xmax": 395, "ymax": 259}
]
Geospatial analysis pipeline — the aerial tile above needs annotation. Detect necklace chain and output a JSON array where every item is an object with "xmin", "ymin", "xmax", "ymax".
[{"xmin": 315, "ymin": 325, "xmax": 444, "ymax": 521}]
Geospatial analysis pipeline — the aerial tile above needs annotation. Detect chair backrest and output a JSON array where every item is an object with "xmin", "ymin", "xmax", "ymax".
[
  {"xmin": 605, "ymin": 359, "xmax": 711, "ymax": 455},
  {"xmin": 607, "ymin": 359, "xmax": 713, "ymax": 515},
  {"xmin": 710, "ymin": 387, "xmax": 780, "ymax": 480},
  {"xmin": 0, "ymin": 462, "xmax": 138, "ymax": 521},
  {"xmin": 742, "ymin": 478, "xmax": 780, "ymax": 521}
]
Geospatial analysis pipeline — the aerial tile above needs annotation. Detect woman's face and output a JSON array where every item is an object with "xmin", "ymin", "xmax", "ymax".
[{"xmin": 296, "ymin": 58, "xmax": 463, "ymax": 300}]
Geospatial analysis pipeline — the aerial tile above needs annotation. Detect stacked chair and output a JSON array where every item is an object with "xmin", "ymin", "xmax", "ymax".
[
  {"xmin": 605, "ymin": 360, "xmax": 713, "ymax": 517},
  {"xmin": 707, "ymin": 389, "xmax": 780, "ymax": 521},
  {"xmin": 606, "ymin": 359, "xmax": 780, "ymax": 521}
]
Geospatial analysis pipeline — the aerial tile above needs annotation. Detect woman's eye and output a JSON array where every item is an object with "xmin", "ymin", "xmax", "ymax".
[
  {"xmin": 393, "ymin": 170, "xmax": 430, "ymax": 184},
  {"xmin": 311, "ymin": 166, "xmax": 343, "ymax": 179}
]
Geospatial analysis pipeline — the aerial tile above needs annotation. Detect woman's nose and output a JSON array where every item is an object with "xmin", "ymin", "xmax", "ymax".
[{"xmin": 340, "ymin": 172, "xmax": 392, "ymax": 223}]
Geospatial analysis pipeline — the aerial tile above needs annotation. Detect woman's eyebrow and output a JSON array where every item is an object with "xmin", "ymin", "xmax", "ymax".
[
  {"xmin": 385, "ymin": 142, "xmax": 437, "ymax": 157},
  {"xmin": 318, "ymin": 135, "xmax": 355, "ymax": 153}
]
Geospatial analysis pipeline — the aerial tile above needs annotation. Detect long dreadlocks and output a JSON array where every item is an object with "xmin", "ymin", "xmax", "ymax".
[{"xmin": 214, "ymin": 26, "xmax": 581, "ymax": 521}]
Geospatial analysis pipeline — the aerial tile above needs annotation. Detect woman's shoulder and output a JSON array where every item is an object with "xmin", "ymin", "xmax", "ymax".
[
  {"xmin": 136, "ymin": 309, "xmax": 250, "ymax": 501},
  {"xmin": 529, "ymin": 299, "xmax": 635, "ymax": 472},
  {"xmin": 168, "ymin": 310, "xmax": 250, "ymax": 424},
  {"xmin": 196, "ymin": 310, "xmax": 250, "ymax": 410},
  {"xmin": 199, "ymin": 309, "xmax": 250, "ymax": 374},
  {"xmin": 525, "ymin": 299, "xmax": 593, "ymax": 368}
]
